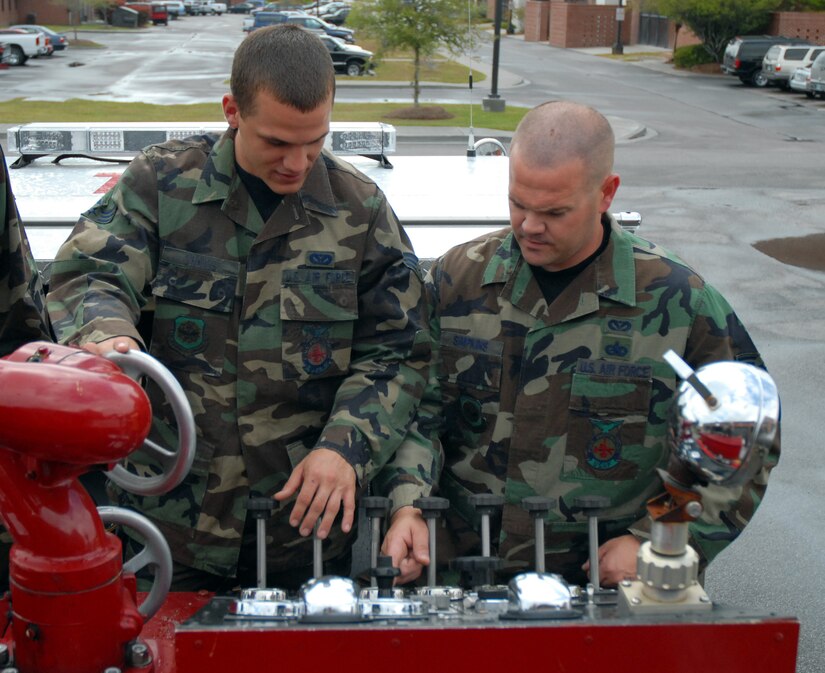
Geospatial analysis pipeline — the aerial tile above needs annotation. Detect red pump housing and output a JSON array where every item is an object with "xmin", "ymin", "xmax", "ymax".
[{"xmin": 0, "ymin": 342, "xmax": 153, "ymax": 673}]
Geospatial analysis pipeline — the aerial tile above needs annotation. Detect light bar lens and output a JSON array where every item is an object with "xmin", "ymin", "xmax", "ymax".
[{"xmin": 5, "ymin": 122, "xmax": 397, "ymax": 158}]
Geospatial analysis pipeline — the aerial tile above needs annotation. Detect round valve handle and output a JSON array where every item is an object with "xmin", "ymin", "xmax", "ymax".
[
  {"xmin": 104, "ymin": 349, "xmax": 197, "ymax": 497},
  {"xmin": 97, "ymin": 506, "xmax": 173, "ymax": 620}
]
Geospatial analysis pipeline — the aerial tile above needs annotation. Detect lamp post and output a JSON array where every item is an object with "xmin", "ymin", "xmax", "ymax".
[
  {"xmin": 483, "ymin": 0, "xmax": 506, "ymax": 112},
  {"xmin": 612, "ymin": 0, "xmax": 624, "ymax": 56}
]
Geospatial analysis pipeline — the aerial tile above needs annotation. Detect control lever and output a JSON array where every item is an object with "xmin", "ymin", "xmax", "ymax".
[
  {"xmin": 248, "ymin": 497, "xmax": 275, "ymax": 589},
  {"xmin": 574, "ymin": 495, "xmax": 610, "ymax": 595},
  {"xmin": 469, "ymin": 493, "xmax": 505, "ymax": 558},
  {"xmin": 521, "ymin": 496, "xmax": 555, "ymax": 573},
  {"xmin": 361, "ymin": 496, "xmax": 391, "ymax": 587},
  {"xmin": 313, "ymin": 519, "xmax": 324, "ymax": 579},
  {"xmin": 452, "ymin": 556, "xmax": 501, "ymax": 593},
  {"xmin": 453, "ymin": 494, "xmax": 505, "ymax": 592},
  {"xmin": 372, "ymin": 555, "xmax": 400, "ymax": 598},
  {"xmin": 413, "ymin": 496, "xmax": 450, "ymax": 587}
]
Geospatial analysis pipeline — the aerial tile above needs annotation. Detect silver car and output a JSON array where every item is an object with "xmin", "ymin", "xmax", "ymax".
[
  {"xmin": 809, "ymin": 51, "xmax": 825, "ymax": 99},
  {"xmin": 788, "ymin": 66, "xmax": 813, "ymax": 97},
  {"xmin": 762, "ymin": 44, "xmax": 825, "ymax": 89}
]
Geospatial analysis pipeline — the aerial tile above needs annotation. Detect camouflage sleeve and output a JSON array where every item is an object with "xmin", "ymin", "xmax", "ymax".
[
  {"xmin": 372, "ymin": 275, "xmax": 443, "ymax": 514},
  {"xmin": 46, "ymin": 152, "xmax": 158, "ymax": 347},
  {"xmin": 314, "ymin": 190, "xmax": 432, "ymax": 485},
  {"xmin": 0, "ymin": 147, "xmax": 51, "ymax": 355},
  {"xmin": 630, "ymin": 282, "xmax": 780, "ymax": 569}
]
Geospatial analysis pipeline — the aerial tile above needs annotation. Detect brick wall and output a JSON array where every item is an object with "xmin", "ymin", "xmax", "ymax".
[
  {"xmin": 548, "ymin": 2, "xmax": 631, "ymax": 48},
  {"xmin": 769, "ymin": 11, "xmax": 825, "ymax": 44},
  {"xmin": 523, "ymin": 0, "xmax": 549, "ymax": 42},
  {"xmin": 4, "ymin": 0, "xmax": 74, "ymax": 25},
  {"xmin": 0, "ymin": 0, "xmax": 21, "ymax": 26}
]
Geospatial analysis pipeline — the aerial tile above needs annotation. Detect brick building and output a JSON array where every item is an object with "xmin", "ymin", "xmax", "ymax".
[
  {"xmin": 2, "ymin": 0, "xmax": 97, "ymax": 27},
  {"xmin": 510, "ymin": 1, "xmax": 824, "ymax": 52}
]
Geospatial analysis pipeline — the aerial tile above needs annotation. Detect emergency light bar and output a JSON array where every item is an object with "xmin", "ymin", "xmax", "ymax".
[{"xmin": 6, "ymin": 122, "xmax": 397, "ymax": 158}]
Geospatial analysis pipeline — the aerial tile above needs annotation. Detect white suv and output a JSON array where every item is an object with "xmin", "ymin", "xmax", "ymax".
[{"xmin": 762, "ymin": 44, "xmax": 825, "ymax": 89}]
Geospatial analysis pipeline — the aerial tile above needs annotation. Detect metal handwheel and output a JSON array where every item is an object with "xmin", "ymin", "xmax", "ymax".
[
  {"xmin": 105, "ymin": 349, "xmax": 196, "ymax": 496},
  {"xmin": 98, "ymin": 506, "xmax": 173, "ymax": 620}
]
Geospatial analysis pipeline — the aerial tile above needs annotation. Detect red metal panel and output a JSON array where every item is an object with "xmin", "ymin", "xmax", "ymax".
[{"xmin": 173, "ymin": 618, "xmax": 799, "ymax": 673}]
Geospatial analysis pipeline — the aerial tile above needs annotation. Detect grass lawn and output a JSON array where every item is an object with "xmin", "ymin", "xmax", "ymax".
[
  {"xmin": 0, "ymin": 98, "xmax": 527, "ymax": 130},
  {"xmin": 2, "ymin": 24, "xmax": 511, "ymax": 125}
]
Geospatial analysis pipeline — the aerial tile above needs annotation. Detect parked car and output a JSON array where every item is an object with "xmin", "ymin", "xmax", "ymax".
[
  {"xmin": 251, "ymin": 2, "xmax": 303, "ymax": 12},
  {"xmin": 319, "ymin": 34, "xmax": 371, "ymax": 76},
  {"xmin": 788, "ymin": 66, "xmax": 813, "ymax": 97},
  {"xmin": 150, "ymin": 2, "xmax": 171, "ymax": 24},
  {"xmin": 9, "ymin": 25, "xmax": 68, "ymax": 53},
  {"xmin": 809, "ymin": 50, "xmax": 825, "ymax": 100},
  {"xmin": 722, "ymin": 35, "xmax": 810, "ymax": 87},
  {"xmin": 8, "ymin": 28, "xmax": 52, "ymax": 56},
  {"xmin": 249, "ymin": 10, "xmax": 287, "ymax": 30},
  {"xmin": 0, "ymin": 28, "xmax": 48, "ymax": 65},
  {"xmin": 321, "ymin": 6, "xmax": 349, "ymax": 25},
  {"xmin": 163, "ymin": 1, "xmax": 187, "ymax": 17},
  {"xmin": 306, "ymin": 1, "xmax": 348, "ymax": 16},
  {"xmin": 762, "ymin": 44, "xmax": 825, "ymax": 89},
  {"xmin": 229, "ymin": 1, "xmax": 262, "ymax": 12},
  {"xmin": 285, "ymin": 14, "xmax": 354, "ymax": 42},
  {"xmin": 184, "ymin": 0, "xmax": 224, "ymax": 14}
]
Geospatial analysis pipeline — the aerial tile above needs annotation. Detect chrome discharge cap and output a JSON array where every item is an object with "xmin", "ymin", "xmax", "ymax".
[
  {"xmin": 500, "ymin": 573, "xmax": 581, "ymax": 620},
  {"xmin": 300, "ymin": 576, "xmax": 362, "ymax": 623},
  {"xmin": 665, "ymin": 353, "xmax": 780, "ymax": 486}
]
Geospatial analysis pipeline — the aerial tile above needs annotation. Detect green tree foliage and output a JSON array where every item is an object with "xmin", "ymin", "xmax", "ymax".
[
  {"xmin": 654, "ymin": 0, "xmax": 783, "ymax": 60},
  {"xmin": 780, "ymin": 0, "xmax": 825, "ymax": 9},
  {"xmin": 349, "ymin": 0, "xmax": 477, "ymax": 105}
]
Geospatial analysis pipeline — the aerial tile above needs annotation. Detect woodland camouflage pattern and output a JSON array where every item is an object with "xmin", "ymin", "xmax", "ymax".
[
  {"xmin": 426, "ymin": 218, "xmax": 778, "ymax": 584},
  {"xmin": 0, "ymin": 146, "xmax": 51, "ymax": 587},
  {"xmin": 0, "ymin": 146, "xmax": 51, "ymax": 355},
  {"xmin": 47, "ymin": 129, "xmax": 432, "ymax": 579}
]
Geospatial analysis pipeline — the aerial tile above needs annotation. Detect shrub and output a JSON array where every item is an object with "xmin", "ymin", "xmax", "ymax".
[{"xmin": 673, "ymin": 43, "xmax": 718, "ymax": 68}]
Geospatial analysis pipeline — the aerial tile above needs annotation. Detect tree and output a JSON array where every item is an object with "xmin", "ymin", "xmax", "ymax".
[
  {"xmin": 654, "ymin": 0, "xmax": 783, "ymax": 61},
  {"xmin": 348, "ymin": 0, "xmax": 477, "ymax": 106},
  {"xmin": 780, "ymin": 0, "xmax": 825, "ymax": 8}
]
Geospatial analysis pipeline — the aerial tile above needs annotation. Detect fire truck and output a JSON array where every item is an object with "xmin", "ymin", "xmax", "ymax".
[{"xmin": 0, "ymin": 122, "xmax": 799, "ymax": 673}]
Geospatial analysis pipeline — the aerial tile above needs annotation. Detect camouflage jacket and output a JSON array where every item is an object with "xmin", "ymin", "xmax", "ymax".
[
  {"xmin": 0, "ymin": 146, "xmax": 51, "ymax": 356},
  {"xmin": 47, "ymin": 129, "xmax": 431, "ymax": 578},
  {"xmin": 428, "ymin": 218, "xmax": 778, "ymax": 582}
]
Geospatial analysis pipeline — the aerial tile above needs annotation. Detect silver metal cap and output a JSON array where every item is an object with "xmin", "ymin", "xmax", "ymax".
[
  {"xmin": 507, "ymin": 572, "xmax": 573, "ymax": 612},
  {"xmin": 668, "ymin": 359, "xmax": 779, "ymax": 485}
]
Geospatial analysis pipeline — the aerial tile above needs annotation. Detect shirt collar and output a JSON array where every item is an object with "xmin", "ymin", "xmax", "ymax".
[
  {"xmin": 192, "ymin": 128, "xmax": 339, "ymax": 219},
  {"xmin": 481, "ymin": 215, "xmax": 638, "ymax": 323}
]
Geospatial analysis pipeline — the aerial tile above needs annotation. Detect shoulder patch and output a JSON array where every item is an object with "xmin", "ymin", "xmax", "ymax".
[{"xmin": 82, "ymin": 196, "xmax": 118, "ymax": 225}]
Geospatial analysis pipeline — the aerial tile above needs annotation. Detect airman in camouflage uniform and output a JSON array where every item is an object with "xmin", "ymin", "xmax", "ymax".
[
  {"xmin": 46, "ymin": 26, "xmax": 431, "ymax": 589},
  {"xmin": 0, "ymin": 145, "xmax": 51, "ymax": 355},
  {"xmin": 383, "ymin": 101, "xmax": 778, "ymax": 588},
  {"xmin": 1, "ymin": 145, "xmax": 52, "ymax": 590}
]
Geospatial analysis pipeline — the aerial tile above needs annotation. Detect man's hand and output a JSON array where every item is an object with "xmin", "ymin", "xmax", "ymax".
[
  {"xmin": 80, "ymin": 336, "xmax": 140, "ymax": 356},
  {"xmin": 273, "ymin": 448, "xmax": 356, "ymax": 539},
  {"xmin": 381, "ymin": 506, "xmax": 430, "ymax": 584},
  {"xmin": 582, "ymin": 534, "xmax": 641, "ymax": 587}
]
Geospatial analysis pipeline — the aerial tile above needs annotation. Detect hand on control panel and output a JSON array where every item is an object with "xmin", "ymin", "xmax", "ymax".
[
  {"xmin": 382, "ymin": 506, "xmax": 430, "ymax": 584},
  {"xmin": 582, "ymin": 534, "xmax": 640, "ymax": 588},
  {"xmin": 274, "ymin": 448, "xmax": 357, "ymax": 539}
]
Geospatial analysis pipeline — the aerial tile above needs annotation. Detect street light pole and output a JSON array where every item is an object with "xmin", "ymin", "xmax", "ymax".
[
  {"xmin": 612, "ymin": 0, "xmax": 624, "ymax": 56},
  {"xmin": 483, "ymin": 0, "xmax": 506, "ymax": 112}
]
